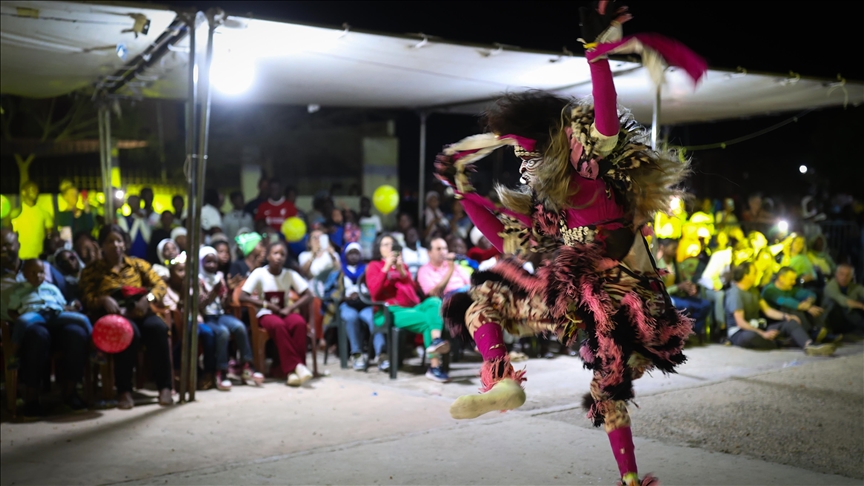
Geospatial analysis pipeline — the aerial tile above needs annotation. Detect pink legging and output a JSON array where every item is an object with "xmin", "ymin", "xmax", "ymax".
[{"xmin": 259, "ymin": 313, "xmax": 307, "ymax": 375}]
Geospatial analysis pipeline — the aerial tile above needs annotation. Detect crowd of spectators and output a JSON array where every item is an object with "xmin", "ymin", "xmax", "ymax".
[{"xmin": 2, "ymin": 177, "xmax": 863, "ymax": 420}]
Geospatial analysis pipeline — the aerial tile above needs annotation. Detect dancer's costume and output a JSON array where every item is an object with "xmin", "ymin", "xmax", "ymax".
[{"xmin": 435, "ymin": 3, "xmax": 706, "ymax": 485}]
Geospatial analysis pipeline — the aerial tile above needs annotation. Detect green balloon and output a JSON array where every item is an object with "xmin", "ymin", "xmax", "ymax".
[{"xmin": 0, "ymin": 195, "xmax": 9, "ymax": 219}]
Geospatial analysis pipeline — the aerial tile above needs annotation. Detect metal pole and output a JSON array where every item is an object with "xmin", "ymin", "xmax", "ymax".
[
  {"xmin": 104, "ymin": 107, "xmax": 114, "ymax": 222},
  {"xmin": 179, "ymin": 13, "xmax": 198, "ymax": 403},
  {"xmin": 650, "ymin": 84, "xmax": 661, "ymax": 150},
  {"xmin": 417, "ymin": 112, "xmax": 428, "ymax": 229},
  {"xmin": 97, "ymin": 106, "xmax": 109, "ymax": 224},
  {"xmin": 186, "ymin": 9, "xmax": 220, "ymax": 401}
]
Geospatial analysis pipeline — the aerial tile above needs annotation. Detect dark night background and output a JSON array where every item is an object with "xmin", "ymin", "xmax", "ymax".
[{"xmin": 148, "ymin": 1, "xmax": 863, "ymax": 208}]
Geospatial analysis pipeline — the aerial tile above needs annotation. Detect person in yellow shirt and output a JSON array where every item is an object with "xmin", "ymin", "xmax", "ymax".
[{"xmin": 11, "ymin": 181, "xmax": 53, "ymax": 260}]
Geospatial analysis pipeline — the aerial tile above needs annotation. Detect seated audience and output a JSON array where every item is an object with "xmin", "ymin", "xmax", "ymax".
[
  {"xmin": 73, "ymin": 230, "xmax": 101, "ymax": 267},
  {"xmin": 211, "ymin": 238, "xmax": 233, "ymax": 276},
  {"xmin": 52, "ymin": 249, "xmax": 83, "ymax": 303},
  {"xmin": 446, "ymin": 233, "xmax": 478, "ymax": 272},
  {"xmin": 753, "ymin": 247, "xmax": 779, "ymax": 290},
  {"xmin": 725, "ymin": 262, "xmax": 834, "ymax": 356},
  {"xmin": 342, "ymin": 209, "xmax": 362, "ymax": 245},
  {"xmin": 171, "ymin": 227, "xmax": 188, "ymax": 252},
  {"xmin": 423, "ymin": 191, "xmax": 450, "ymax": 240},
  {"xmin": 229, "ymin": 233, "xmax": 266, "ymax": 279},
  {"xmin": 79, "ymin": 224, "xmax": 174, "ymax": 409},
  {"xmin": 761, "ymin": 266, "xmax": 839, "ymax": 342},
  {"xmin": 199, "ymin": 247, "xmax": 264, "ymax": 389},
  {"xmin": 147, "ymin": 210, "xmax": 175, "ymax": 264},
  {"xmin": 366, "ymin": 234, "xmax": 450, "ymax": 382},
  {"xmin": 785, "ymin": 236, "xmax": 818, "ymax": 283},
  {"xmin": 807, "ymin": 234, "xmax": 836, "ymax": 279},
  {"xmin": 449, "ymin": 199, "xmax": 472, "ymax": 241},
  {"xmin": 357, "ymin": 196, "xmax": 382, "ymax": 260},
  {"xmin": 418, "ymin": 238, "xmax": 471, "ymax": 298},
  {"xmin": 161, "ymin": 252, "xmax": 217, "ymax": 390},
  {"xmin": 152, "ymin": 238, "xmax": 180, "ymax": 281},
  {"xmin": 656, "ymin": 239, "xmax": 711, "ymax": 336},
  {"xmin": 338, "ymin": 243, "xmax": 377, "ymax": 371},
  {"xmin": 255, "ymin": 178, "xmax": 297, "ymax": 233},
  {"xmin": 390, "ymin": 212, "xmax": 415, "ymax": 248},
  {"xmin": 8, "ymin": 259, "xmax": 91, "ymax": 416},
  {"xmin": 223, "ymin": 191, "xmax": 255, "ymax": 246},
  {"xmin": 822, "ymin": 263, "xmax": 864, "ymax": 334},
  {"xmin": 240, "ymin": 241, "xmax": 314, "ymax": 386},
  {"xmin": 400, "ymin": 227, "xmax": 429, "ymax": 279},
  {"xmin": 298, "ymin": 229, "xmax": 339, "ymax": 280},
  {"xmin": 326, "ymin": 207, "xmax": 345, "ymax": 248},
  {"xmin": 762, "ymin": 267, "xmax": 843, "ymax": 342},
  {"xmin": 118, "ymin": 194, "xmax": 151, "ymax": 260},
  {"xmin": 468, "ymin": 227, "xmax": 500, "ymax": 270},
  {"xmin": 201, "ymin": 188, "xmax": 224, "ymax": 240}
]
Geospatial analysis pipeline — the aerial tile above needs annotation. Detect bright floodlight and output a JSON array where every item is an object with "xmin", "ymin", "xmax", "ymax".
[
  {"xmin": 670, "ymin": 196, "xmax": 681, "ymax": 211},
  {"xmin": 211, "ymin": 53, "xmax": 254, "ymax": 95},
  {"xmin": 799, "ymin": 165, "xmax": 808, "ymax": 174},
  {"xmin": 115, "ymin": 189, "xmax": 125, "ymax": 200},
  {"xmin": 778, "ymin": 220, "xmax": 789, "ymax": 233}
]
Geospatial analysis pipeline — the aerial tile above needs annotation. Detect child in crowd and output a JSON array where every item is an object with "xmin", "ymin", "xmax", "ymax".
[
  {"xmin": 8, "ymin": 260, "xmax": 93, "ymax": 365},
  {"xmin": 240, "ymin": 241, "xmax": 315, "ymax": 386},
  {"xmin": 199, "ymin": 246, "xmax": 264, "ymax": 389}
]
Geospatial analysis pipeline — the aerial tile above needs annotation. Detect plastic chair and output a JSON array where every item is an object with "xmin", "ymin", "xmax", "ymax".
[{"xmin": 231, "ymin": 292, "xmax": 319, "ymax": 378}]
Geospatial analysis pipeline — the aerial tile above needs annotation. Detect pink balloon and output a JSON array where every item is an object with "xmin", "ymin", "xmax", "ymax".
[{"xmin": 92, "ymin": 315, "xmax": 134, "ymax": 354}]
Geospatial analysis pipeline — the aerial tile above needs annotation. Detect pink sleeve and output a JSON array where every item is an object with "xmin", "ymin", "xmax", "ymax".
[
  {"xmin": 416, "ymin": 265, "xmax": 435, "ymax": 295},
  {"xmin": 589, "ymin": 58, "xmax": 619, "ymax": 138},
  {"xmin": 460, "ymin": 193, "xmax": 505, "ymax": 253}
]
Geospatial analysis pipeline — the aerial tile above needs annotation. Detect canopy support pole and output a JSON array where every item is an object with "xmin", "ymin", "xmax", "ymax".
[
  {"xmin": 97, "ymin": 106, "xmax": 113, "ymax": 224},
  {"xmin": 417, "ymin": 112, "xmax": 428, "ymax": 230},
  {"xmin": 181, "ymin": 9, "xmax": 221, "ymax": 403},
  {"xmin": 178, "ymin": 12, "xmax": 198, "ymax": 404}
]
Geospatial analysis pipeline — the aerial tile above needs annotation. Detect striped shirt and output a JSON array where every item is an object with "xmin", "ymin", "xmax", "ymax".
[{"xmin": 79, "ymin": 255, "xmax": 167, "ymax": 311}]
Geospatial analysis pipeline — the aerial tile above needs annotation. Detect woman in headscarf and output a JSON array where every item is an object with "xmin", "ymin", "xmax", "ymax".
[
  {"xmin": 152, "ymin": 238, "xmax": 179, "ymax": 281},
  {"xmin": 199, "ymin": 246, "xmax": 264, "ymax": 390}
]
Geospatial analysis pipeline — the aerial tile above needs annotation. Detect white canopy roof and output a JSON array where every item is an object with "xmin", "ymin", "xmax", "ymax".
[{"xmin": 2, "ymin": 1, "xmax": 861, "ymax": 125}]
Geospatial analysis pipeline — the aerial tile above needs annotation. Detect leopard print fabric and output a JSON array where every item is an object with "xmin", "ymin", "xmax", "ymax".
[{"xmin": 465, "ymin": 280, "xmax": 557, "ymax": 338}]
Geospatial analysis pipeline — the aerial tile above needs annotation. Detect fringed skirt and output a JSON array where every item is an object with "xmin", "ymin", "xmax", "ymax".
[{"xmin": 442, "ymin": 244, "xmax": 692, "ymax": 406}]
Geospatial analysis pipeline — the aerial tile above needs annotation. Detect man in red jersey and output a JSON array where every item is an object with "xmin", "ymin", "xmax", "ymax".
[{"xmin": 255, "ymin": 178, "xmax": 298, "ymax": 232}]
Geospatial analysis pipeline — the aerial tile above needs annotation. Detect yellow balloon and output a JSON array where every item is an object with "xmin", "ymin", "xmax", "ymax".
[
  {"xmin": 281, "ymin": 217, "xmax": 307, "ymax": 243},
  {"xmin": 372, "ymin": 185, "xmax": 399, "ymax": 215},
  {"xmin": 0, "ymin": 195, "xmax": 9, "ymax": 219}
]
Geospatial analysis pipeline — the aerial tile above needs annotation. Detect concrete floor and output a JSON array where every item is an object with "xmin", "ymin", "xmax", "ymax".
[{"xmin": 1, "ymin": 341, "xmax": 862, "ymax": 486}]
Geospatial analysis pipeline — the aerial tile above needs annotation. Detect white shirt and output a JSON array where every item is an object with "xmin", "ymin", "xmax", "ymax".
[
  {"xmin": 298, "ymin": 251, "xmax": 337, "ymax": 279},
  {"xmin": 401, "ymin": 245, "xmax": 429, "ymax": 279},
  {"xmin": 201, "ymin": 204, "xmax": 223, "ymax": 231},
  {"xmin": 424, "ymin": 207, "xmax": 449, "ymax": 231},
  {"xmin": 222, "ymin": 209, "xmax": 254, "ymax": 243},
  {"xmin": 242, "ymin": 267, "xmax": 309, "ymax": 317}
]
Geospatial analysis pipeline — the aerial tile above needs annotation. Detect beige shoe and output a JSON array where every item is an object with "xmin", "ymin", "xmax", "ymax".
[
  {"xmin": 295, "ymin": 364, "xmax": 313, "ymax": 384},
  {"xmin": 804, "ymin": 343, "xmax": 836, "ymax": 356},
  {"xmin": 286, "ymin": 373, "xmax": 301, "ymax": 386},
  {"xmin": 449, "ymin": 378, "xmax": 526, "ymax": 420}
]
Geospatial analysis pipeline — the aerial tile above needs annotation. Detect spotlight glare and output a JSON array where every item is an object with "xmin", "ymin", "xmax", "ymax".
[
  {"xmin": 799, "ymin": 165, "xmax": 808, "ymax": 174},
  {"xmin": 211, "ymin": 53, "xmax": 254, "ymax": 95},
  {"xmin": 115, "ymin": 189, "xmax": 125, "ymax": 200},
  {"xmin": 778, "ymin": 220, "xmax": 789, "ymax": 233}
]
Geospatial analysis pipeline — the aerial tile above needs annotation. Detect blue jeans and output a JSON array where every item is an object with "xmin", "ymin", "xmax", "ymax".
[
  {"xmin": 13, "ymin": 310, "xmax": 92, "ymax": 346},
  {"xmin": 340, "ymin": 303, "xmax": 379, "ymax": 356},
  {"xmin": 204, "ymin": 313, "xmax": 253, "ymax": 370},
  {"xmin": 671, "ymin": 296, "xmax": 712, "ymax": 335},
  {"xmin": 173, "ymin": 322, "xmax": 217, "ymax": 374}
]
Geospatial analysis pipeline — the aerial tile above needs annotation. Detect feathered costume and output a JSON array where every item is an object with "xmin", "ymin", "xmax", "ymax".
[{"xmin": 436, "ymin": 3, "xmax": 706, "ymax": 485}]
